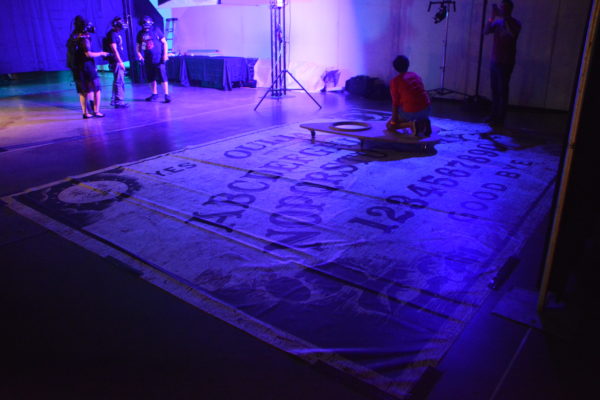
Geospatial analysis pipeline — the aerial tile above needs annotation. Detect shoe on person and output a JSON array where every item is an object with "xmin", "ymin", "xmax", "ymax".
[
  {"xmin": 485, "ymin": 117, "xmax": 504, "ymax": 127},
  {"xmin": 164, "ymin": 94, "xmax": 171, "ymax": 103},
  {"xmin": 114, "ymin": 102, "xmax": 129, "ymax": 108},
  {"xmin": 484, "ymin": 115, "xmax": 503, "ymax": 125},
  {"xmin": 145, "ymin": 94, "xmax": 159, "ymax": 102},
  {"xmin": 416, "ymin": 118, "xmax": 432, "ymax": 137}
]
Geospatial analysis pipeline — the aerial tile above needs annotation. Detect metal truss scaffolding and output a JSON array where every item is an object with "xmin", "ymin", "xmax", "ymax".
[{"xmin": 255, "ymin": 0, "xmax": 321, "ymax": 110}]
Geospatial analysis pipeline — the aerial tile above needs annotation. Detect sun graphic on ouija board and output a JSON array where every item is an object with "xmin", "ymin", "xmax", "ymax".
[
  {"xmin": 57, "ymin": 180, "xmax": 130, "ymax": 204},
  {"xmin": 44, "ymin": 173, "xmax": 142, "ymax": 212}
]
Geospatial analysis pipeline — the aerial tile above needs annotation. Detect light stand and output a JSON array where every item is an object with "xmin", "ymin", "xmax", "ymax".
[
  {"xmin": 471, "ymin": 0, "xmax": 490, "ymax": 103},
  {"xmin": 255, "ymin": 0, "xmax": 321, "ymax": 111},
  {"xmin": 427, "ymin": 1, "xmax": 470, "ymax": 99}
]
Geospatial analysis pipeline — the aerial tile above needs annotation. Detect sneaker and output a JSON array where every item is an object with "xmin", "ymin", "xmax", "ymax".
[
  {"xmin": 114, "ymin": 102, "xmax": 129, "ymax": 108},
  {"xmin": 484, "ymin": 115, "xmax": 504, "ymax": 126},
  {"xmin": 485, "ymin": 117, "xmax": 504, "ymax": 127},
  {"xmin": 164, "ymin": 94, "xmax": 171, "ymax": 103},
  {"xmin": 416, "ymin": 118, "xmax": 432, "ymax": 137},
  {"xmin": 145, "ymin": 94, "xmax": 159, "ymax": 102}
]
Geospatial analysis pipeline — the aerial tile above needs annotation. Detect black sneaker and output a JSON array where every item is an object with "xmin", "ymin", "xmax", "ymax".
[
  {"xmin": 164, "ymin": 94, "xmax": 171, "ymax": 103},
  {"xmin": 416, "ymin": 118, "xmax": 432, "ymax": 137},
  {"xmin": 145, "ymin": 94, "xmax": 159, "ymax": 102},
  {"xmin": 114, "ymin": 102, "xmax": 129, "ymax": 108},
  {"xmin": 485, "ymin": 117, "xmax": 504, "ymax": 127}
]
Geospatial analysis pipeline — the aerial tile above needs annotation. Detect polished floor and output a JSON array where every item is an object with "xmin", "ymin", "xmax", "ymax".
[{"xmin": 0, "ymin": 71, "xmax": 594, "ymax": 399}]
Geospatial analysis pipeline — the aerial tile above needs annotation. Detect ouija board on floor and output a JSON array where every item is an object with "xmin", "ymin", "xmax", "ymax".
[{"xmin": 4, "ymin": 109, "xmax": 561, "ymax": 399}]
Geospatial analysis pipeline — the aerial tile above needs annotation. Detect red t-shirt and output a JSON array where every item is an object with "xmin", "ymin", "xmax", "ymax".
[{"xmin": 390, "ymin": 72, "xmax": 430, "ymax": 113}]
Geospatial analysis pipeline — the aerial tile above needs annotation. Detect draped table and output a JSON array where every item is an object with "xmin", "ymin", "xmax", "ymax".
[{"xmin": 166, "ymin": 55, "xmax": 257, "ymax": 90}]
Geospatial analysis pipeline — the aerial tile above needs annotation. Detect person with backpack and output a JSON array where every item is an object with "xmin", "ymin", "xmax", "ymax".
[
  {"xmin": 136, "ymin": 16, "xmax": 171, "ymax": 103},
  {"xmin": 67, "ymin": 16, "xmax": 109, "ymax": 118},
  {"xmin": 104, "ymin": 16, "xmax": 129, "ymax": 108}
]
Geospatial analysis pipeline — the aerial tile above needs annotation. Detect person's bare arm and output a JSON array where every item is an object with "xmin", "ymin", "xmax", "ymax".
[
  {"xmin": 110, "ymin": 43, "xmax": 125, "ymax": 69},
  {"xmin": 137, "ymin": 43, "xmax": 144, "ymax": 61},
  {"xmin": 79, "ymin": 38, "xmax": 108, "ymax": 58},
  {"xmin": 160, "ymin": 37, "xmax": 169, "ymax": 62},
  {"xmin": 387, "ymin": 105, "xmax": 400, "ymax": 130},
  {"xmin": 85, "ymin": 50, "xmax": 108, "ymax": 58}
]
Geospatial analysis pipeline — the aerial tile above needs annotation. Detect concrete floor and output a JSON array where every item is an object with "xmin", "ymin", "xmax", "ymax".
[{"xmin": 0, "ymin": 71, "xmax": 594, "ymax": 399}]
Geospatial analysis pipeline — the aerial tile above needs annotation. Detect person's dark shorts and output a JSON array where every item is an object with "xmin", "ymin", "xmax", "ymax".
[{"xmin": 145, "ymin": 62, "xmax": 168, "ymax": 83}]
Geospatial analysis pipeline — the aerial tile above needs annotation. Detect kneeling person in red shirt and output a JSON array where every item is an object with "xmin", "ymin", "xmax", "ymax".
[{"xmin": 386, "ymin": 55, "xmax": 431, "ymax": 136}]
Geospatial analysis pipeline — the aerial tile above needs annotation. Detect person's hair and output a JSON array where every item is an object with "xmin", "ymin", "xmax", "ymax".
[
  {"xmin": 73, "ymin": 15, "xmax": 86, "ymax": 33},
  {"xmin": 72, "ymin": 15, "xmax": 95, "ymax": 34},
  {"xmin": 393, "ymin": 55, "xmax": 409, "ymax": 73},
  {"xmin": 502, "ymin": 0, "xmax": 514, "ymax": 14},
  {"xmin": 112, "ymin": 17, "xmax": 124, "ymax": 29}
]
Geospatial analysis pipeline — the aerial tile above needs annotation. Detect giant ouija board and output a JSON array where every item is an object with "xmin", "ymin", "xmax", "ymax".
[{"xmin": 3, "ymin": 109, "xmax": 561, "ymax": 398}]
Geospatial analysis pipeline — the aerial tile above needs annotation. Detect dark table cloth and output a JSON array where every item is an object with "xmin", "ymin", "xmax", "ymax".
[
  {"xmin": 166, "ymin": 55, "xmax": 257, "ymax": 91},
  {"xmin": 165, "ymin": 56, "xmax": 189, "ymax": 87}
]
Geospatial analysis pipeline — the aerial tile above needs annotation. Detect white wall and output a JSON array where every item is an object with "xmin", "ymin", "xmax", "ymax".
[
  {"xmin": 171, "ymin": 4, "xmax": 270, "ymax": 57},
  {"xmin": 169, "ymin": 0, "xmax": 592, "ymax": 111}
]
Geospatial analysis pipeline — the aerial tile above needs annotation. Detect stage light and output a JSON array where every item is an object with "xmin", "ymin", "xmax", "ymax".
[
  {"xmin": 428, "ymin": 1, "xmax": 456, "ymax": 24},
  {"xmin": 434, "ymin": 4, "xmax": 448, "ymax": 23}
]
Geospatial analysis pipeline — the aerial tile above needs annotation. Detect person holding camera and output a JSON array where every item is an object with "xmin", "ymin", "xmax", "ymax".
[
  {"xmin": 67, "ymin": 16, "xmax": 109, "ymax": 118},
  {"xmin": 136, "ymin": 16, "xmax": 171, "ymax": 103},
  {"xmin": 484, "ymin": 0, "xmax": 521, "ymax": 127},
  {"xmin": 105, "ymin": 17, "xmax": 129, "ymax": 108}
]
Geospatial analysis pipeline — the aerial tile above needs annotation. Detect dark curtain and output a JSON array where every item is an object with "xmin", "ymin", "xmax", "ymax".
[
  {"xmin": 0, "ymin": 0, "xmax": 124, "ymax": 74},
  {"xmin": 132, "ymin": 0, "xmax": 164, "ymax": 32}
]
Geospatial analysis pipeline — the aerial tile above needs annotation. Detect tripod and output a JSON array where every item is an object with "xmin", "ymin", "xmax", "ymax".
[
  {"xmin": 427, "ymin": 1, "xmax": 470, "ymax": 99},
  {"xmin": 255, "ymin": 0, "xmax": 321, "ymax": 111}
]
